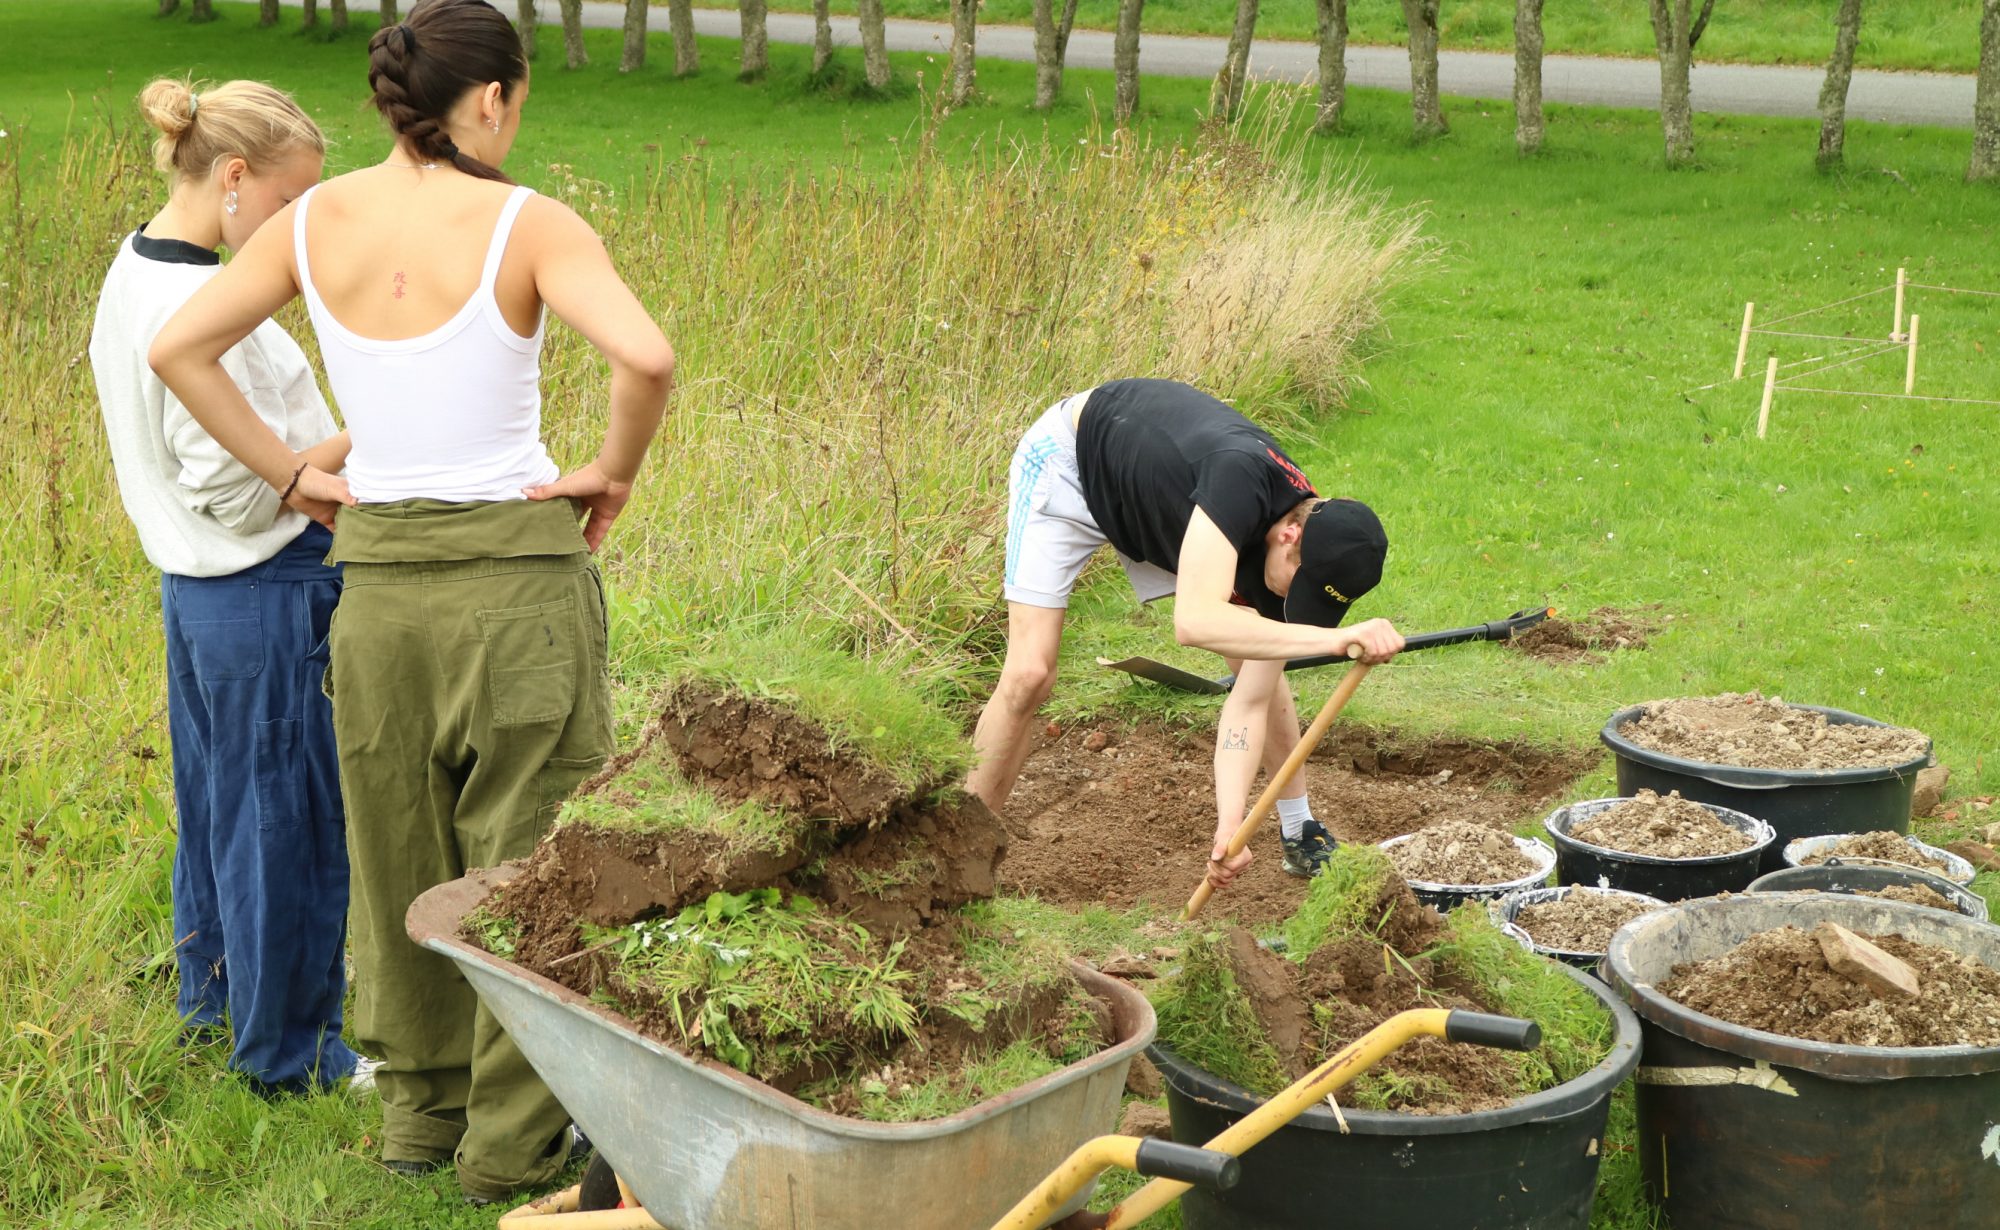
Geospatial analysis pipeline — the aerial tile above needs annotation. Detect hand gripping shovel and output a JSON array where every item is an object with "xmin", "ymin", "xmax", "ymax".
[{"xmin": 1180, "ymin": 605, "xmax": 1552, "ymax": 920}]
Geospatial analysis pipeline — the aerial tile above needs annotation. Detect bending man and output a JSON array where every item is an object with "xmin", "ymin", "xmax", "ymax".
[{"xmin": 968, "ymin": 379, "xmax": 1402, "ymax": 887}]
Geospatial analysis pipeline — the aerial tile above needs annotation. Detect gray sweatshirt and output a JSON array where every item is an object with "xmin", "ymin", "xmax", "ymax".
[{"xmin": 90, "ymin": 227, "xmax": 338, "ymax": 578}]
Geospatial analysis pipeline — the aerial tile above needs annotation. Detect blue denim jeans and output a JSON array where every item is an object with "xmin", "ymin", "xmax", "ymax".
[{"xmin": 162, "ymin": 523, "xmax": 358, "ymax": 1094}]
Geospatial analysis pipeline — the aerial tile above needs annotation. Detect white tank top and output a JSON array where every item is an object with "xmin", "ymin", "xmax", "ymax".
[{"xmin": 294, "ymin": 183, "xmax": 560, "ymax": 503}]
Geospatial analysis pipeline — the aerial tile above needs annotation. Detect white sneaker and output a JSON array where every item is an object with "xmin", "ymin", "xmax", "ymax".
[{"xmin": 348, "ymin": 1055, "xmax": 384, "ymax": 1096}]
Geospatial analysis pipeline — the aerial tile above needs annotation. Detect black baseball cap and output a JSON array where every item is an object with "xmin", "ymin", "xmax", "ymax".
[{"xmin": 1283, "ymin": 498, "xmax": 1387, "ymax": 628}]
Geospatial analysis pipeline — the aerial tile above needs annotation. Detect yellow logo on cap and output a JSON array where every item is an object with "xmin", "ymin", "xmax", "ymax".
[{"xmin": 1324, "ymin": 584, "xmax": 1350, "ymax": 603}]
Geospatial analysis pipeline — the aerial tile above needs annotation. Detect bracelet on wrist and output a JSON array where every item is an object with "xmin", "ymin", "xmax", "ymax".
[{"xmin": 279, "ymin": 462, "xmax": 309, "ymax": 502}]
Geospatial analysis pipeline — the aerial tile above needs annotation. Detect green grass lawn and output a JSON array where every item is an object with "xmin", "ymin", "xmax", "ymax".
[
  {"xmin": 674, "ymin": 0, "xmax": 1990, "ymax": 73},
  {"xmin": 4, "ymin": 3, "xmax": 1998, "ymax": 1227}
]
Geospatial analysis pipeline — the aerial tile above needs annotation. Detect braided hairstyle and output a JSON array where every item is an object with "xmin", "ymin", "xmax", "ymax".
[{"xmin": 366, "ymin": 0, "xmax": 524, "ymax": 184}]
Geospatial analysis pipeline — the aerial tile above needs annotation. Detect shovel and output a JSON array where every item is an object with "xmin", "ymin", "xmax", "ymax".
[
  {"xmin": 1179, "ymin": 605, "xmax": 1553, "ymax": 921},
  {"xmin": 1101, "ymin": 605, "xmax": 1553, "ymax": 695}
]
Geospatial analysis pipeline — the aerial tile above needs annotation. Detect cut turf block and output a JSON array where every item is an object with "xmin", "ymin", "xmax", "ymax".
[{"xmin": 1814, "ymin": 921, "xmax": 1920, "ymax": 1000}]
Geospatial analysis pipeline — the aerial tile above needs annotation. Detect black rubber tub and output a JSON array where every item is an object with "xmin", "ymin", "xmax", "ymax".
[
  {"xmin": 1746, "ymin": 860, "xmax": 1989, "ymax": 920},
  {"xmin": 1543, "ymin": 797, "xmax": 1774, "ymax": 902},
  {"xmin": 1494, "ymin": 885, "xmax": 1670, "ymax": 972},
  {"xmin": 1377, "ymin": 832, "xmax": 1556, "ymax": 914},
  {"xmin": 1600, "ymin": 703, "xmax": 1932, "ymax": 874},
  {"xmin": 1602, "ymin": 895, "xmax": 2000, "ymax": 1229},
  {"xmin": 1151, "ymin": 963, "xmax": 1642, "ymax": 1230}
]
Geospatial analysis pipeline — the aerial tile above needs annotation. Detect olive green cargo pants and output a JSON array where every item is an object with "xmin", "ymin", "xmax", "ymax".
[{"xmin": 326, "ymin": 500, "xmax": 613, "ymax": 1202}]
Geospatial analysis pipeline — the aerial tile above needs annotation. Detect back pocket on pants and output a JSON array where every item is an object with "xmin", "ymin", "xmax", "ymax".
[{"xmin": 477, "ymin": 596, "xmax": 578, "ymax": 726}]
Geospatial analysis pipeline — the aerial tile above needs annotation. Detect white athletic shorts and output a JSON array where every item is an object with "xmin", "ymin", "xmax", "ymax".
[{"xmin": 1003, "ymin": 392, "xmax": 1178, "ymax": 609}]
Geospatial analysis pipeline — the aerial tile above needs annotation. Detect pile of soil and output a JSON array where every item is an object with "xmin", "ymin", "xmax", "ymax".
[
  {"xmin": 1211, "ymin": 879, "xmax": 1537, "ymax": 1114},
  {"xmin": 1660, "ymin": 925, "xmax": 2000, "ymax": 1047},
  {"xmin": 1508, "ymin": 605, "xmax": 1664, "ymax": 665},
  {"xmin": 470, "ymin": 684, "xmax": 1076, "ymax": 1112},
  {"xmin": 1386, "ymin": 819, "xmax": 1540, "ymax": 886},
  {"xmin": 1863, "ymin": 884, "xmax": 1964, "ymax": 913},
  {"xmin": 999, "ymin": 723, "xmax": 1593, "ymax": 926},
  {"xmin": 1619, "ymin": 692, "xmax": 1929, "ymax": 771},
  {"xmin": 1799, "ymin": 830, "xmax": 1954, "ymax": 875},
  {"xmin": 1514, "ymin": 890, "xmax": 1662, "ymax": 953},
  {"xmin": 1568, "ymin": 789, "xmax": 1755, "ymax": 859}
]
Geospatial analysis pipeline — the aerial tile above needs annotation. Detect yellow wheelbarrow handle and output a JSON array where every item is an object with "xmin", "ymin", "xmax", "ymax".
[{"xmin": 991, "ymin": 1007, "xmax": 1542, "ymax": 1230}]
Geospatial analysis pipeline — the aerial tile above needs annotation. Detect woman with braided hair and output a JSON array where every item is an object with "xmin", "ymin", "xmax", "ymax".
[{"xmin": 151, "ymin": 0, "xmax": 675, "ymax": 1204}]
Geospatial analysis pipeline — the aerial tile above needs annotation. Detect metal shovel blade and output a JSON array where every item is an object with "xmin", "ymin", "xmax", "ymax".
[{"xmin": 1095, "ymin": 656, "xmax": 1230, "ymax": 695}]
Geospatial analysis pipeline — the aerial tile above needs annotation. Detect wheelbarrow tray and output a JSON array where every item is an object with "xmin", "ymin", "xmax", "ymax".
[{"xmin": 408, "ymin": 868, "xmax": 1157, "ymax": 1230}]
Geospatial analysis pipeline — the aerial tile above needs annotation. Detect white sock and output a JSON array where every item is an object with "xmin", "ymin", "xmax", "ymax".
[{"xmin": 1276, "ymin": 795, "xmax": 1314, "ymax": 841}]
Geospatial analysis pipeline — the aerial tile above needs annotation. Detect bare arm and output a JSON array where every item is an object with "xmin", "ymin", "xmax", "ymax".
[
  {"xmin": 1172, "ymin": 510, "xmax": 1401, "ymax": 663},
  {"xmin": 522, "ymin": 198, "xmax": 674, "ymax": 550},
  {"xmin": 148, "ymin": 204, "xmax": 352, "ymax": 528},
  {"xmin": 1206, "ymin": 656, "xmax": 1285, "ymax": 887}
]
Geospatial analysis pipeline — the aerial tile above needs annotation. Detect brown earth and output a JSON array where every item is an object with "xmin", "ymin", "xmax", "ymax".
[
  {"xmin": 1863, "ymin": 885, "xmax": 1964, "ymax": 914},
  {"xmin": 1618, "ymin": 692, "xmax": 1930, "ymax": 771},
  {"xmin": 656, "ymin": 682, "xmax": 908, "ymax": 827},
  {"xmin": 1660, "ymin": 925, "xmax": 2000, "ymax": 1047},
  {"xmin": 997, "ymin": 722, "xmax": 1595, "ymax": 927},
  {"xmin": 1385, "ymin": 819, "xmax": 1540, "ymax": 886},
  {"xmin": 1569, "ymin": 789, "xmax": 1757, "ymax": 859},
  {"xmin": 1513, "ymin": 890, "xmax": 1663, "ymax": 953},
  {"xmin": 1507, "ymin": 605, "xmax": 1666, "ymax": 665},
  {"xmin": 1799, "ymin": 830, "xmax": 1953, "ymax": 875}
]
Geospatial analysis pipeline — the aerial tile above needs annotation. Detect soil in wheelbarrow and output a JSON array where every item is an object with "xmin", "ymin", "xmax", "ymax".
[
  {"xmin": 1384, "ymin": 819, "xmax": 1540, "ymax": 885},
  {"xmin": 1569, "ymin": 789, "xmax": 1757, "ymax": 858},
  {"xmin": 1799, "ymin": 830, "xmax": 1955, "ymax": 875},
  {"xmin": 998, "ymin": 722, "xmax": 1594, "ymax": 928},
  {"xmin": 1505, "ymin": 604, "xmax": 1666, "ymax": 665},
  {"xmin": 1659, "ymin": 925, "xmax": 2000, "ymax": 1047},
  {"xmin": 1619, "ymin": 692, "xmax": 1930, "ymax": 771},
  {"xmin": 1514, "ymin": 889, "xmax": 1663, "ymax": 953},
  {"xmin": 1152, "ymin": 848, "xmax": 1615, "ymax": 1114}
]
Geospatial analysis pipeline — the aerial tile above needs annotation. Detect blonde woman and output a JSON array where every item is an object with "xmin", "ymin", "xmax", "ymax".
[
  {"xmin": 151, "ymin": 0, "xmax": 674, "ymax": 1203},
  {"xmin": 89, "ymin": 78, "xmax": 363, "ymax": 1096}
]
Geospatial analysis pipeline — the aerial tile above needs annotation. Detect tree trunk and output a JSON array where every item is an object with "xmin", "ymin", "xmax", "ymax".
[
  {"xmin": 620, "ymin": 0, "xmax": 647, "ymax": 72},
  {"xmin": 1648, "ymin": 0, "xmax": 1697, "ymax": 167},
  {"xmin": 1210, "ymin": 0, "xmax": 1259, "ymax": 120},
  {"xmin": 302, "ymin": 0, "xmax": 318, "ymax": 29},
  {"xmin": 1401, "ymin": 0, "xmax": 1446, "ymax": 137},
  {"xmin": 559, "ymin": 0, "xmax": 589, "ymax": 67},
  {"xmin": 742, "ymin": 0, "xmax": 770, "ymax": 79},
  {"xmin": 1032, "ymin": 0, "xmax": 1081, "ymax": 109},
  {"xmin": 668, "ymin": 0, "xmax": 698, "ymax": 74},
  {"xmin": 1313, "ymin": 0, "xmax": 1348, "ymax": 132},
  {"xmin": 811, "ymin": 0, "xmax": 834, "ymax": 74},
  {"xmin": 191, "ymin": 0, "xmax": 214, "ymax": 21},
  {"xmin": 947, "ymin": 0, "xmax": 978, "ymax": 105},
  {"xmin": 1514, "ymin": 0, "xmax": 1545, "ymax": 153},
  {"xmin": 859, "ymin": 0, "xmax": 891, "ymax": 90},
  {"xmin": 1816, "ymin": 0, "xmax": 1864, "ymax": 169},
  {"xmin": 259, "ymin": 0, "xmax": 280, "ymax": 25},
  {"xmin": 1971, "ymin": 0, "xmax": 2000, "ymax": 180},
  {"xmin": 158, "ymin": 0, "xmax": 180, "ymax": 15},
  {"xmin": 515, "ymin": 0, "xmax": 536, "ymax": 59},
  {"xmin": 330, "ymin": 0, "xmax": 348, "ymax": 34},
  {"xmin": 1114, "ymin": 0, "xmax": 1144, "ymax": 125},
  {"xmin": 380, "ymin": 1, "xmax": 395, "ymax": 29}
]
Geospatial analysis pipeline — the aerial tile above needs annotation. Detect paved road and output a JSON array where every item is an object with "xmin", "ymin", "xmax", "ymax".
[{"xmin": 526, "ymin": 2, "xmax": 1976, "ymax": 129}]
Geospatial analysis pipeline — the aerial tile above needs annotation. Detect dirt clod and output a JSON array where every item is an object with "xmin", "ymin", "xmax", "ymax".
[
  {"xmin": 1568, "ymin": 790, "xmax": 1755, "ymax": 859},
  {"xmin": 1619, "ymin": 692, "xmax": 1929, "ymax": 771},
  {"xmin": 1513, "ymin": 890, "xmax": 1663, "ymax": 954},
  {"xmin": 1660, "ymin": 925, "xmax": 2000, "ymax": 1047},
  {"xmin": 1386, "ymin": 820, "xmax": 1539, "ymax": 886},
  {"xmin": 1799, "ymin": 831, "xmax": 1953, "ymax": 875},
  {"xmin": 1117, "ymin": 1103, "xmax": 1175, "ymax": 1141},
  {"xmin": 1814, "ymin": 921, "xmax": 1921, "ymax": 1000},
  {"xmin": 1507, "ymin": 605, "xmax": 1664, "ymax": 665},
  {"xmin": 1912, "ymin": 764, "xmax": 1951, "ymax": 818},
  {"xmin": 1943, "ymin": 840, "xmax": 2000, "ymax": 874},
  {"xmin": 1124, "ymin": 1053, "xmax": 1164, "ymax": 1099}
]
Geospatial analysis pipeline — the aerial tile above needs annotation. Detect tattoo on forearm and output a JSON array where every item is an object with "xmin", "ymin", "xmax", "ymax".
[{"xmin": 1222, "ymin": 726, "xmax": 1249, "ymax": 751}]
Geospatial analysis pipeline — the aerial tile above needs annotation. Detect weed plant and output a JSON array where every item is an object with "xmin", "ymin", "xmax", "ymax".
[{"xmin": 560, "ymin": 736, "xmax": 803, "ymax": 851}]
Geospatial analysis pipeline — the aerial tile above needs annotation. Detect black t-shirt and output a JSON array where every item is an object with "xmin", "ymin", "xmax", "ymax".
[{"xmin": 1074, "ymin": 379, "xmax": 1317, "ymax": 618}]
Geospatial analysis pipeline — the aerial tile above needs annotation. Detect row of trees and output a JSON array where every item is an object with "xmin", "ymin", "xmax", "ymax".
[{"xmin": 177, "ymin": 0, "xmax": 2000, "ymax": 181}]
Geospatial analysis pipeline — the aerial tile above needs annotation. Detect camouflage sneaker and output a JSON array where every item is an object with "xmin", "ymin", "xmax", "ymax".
[{"xmin": 1280, "ymin": 819, "xmax": 1339, "ymax": 878}]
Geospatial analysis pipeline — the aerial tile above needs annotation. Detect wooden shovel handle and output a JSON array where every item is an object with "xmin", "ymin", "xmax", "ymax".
[{"xmin": 1183, "ymin": 661, "xmax": 1374, "ymax": 921}]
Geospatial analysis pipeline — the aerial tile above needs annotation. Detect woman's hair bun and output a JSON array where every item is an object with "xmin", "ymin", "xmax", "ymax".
[{"xmin": 139, "ymin": 77, "xmax": 198, "ymax": 161}]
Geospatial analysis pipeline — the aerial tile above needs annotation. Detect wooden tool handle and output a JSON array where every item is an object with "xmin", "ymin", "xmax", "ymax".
[{"xmin": 1183, "ymin": 660, "xmax": 1374, "ymax": 921}]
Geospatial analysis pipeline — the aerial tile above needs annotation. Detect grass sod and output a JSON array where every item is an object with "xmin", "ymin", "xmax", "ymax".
[
  {"xmin": 3, "ymin": 3, "xmax": 1998, "ymax": 1226},
  {"xmin": 668, "ymin": 0, "xmax": 1988, "ymax": 74}
]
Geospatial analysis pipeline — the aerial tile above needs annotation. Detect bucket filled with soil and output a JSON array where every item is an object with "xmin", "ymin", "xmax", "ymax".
[
  {"xmin": 1601, "ymin": 894, "xmax": 2000, "ymax": 1229},
  {"xmin": 1495, "ymin": 885, "xmax": 1669, "ymax": 970},
  {"xmin": 1747, "ymin": 862, "xmax": 1989, "ymax": 920},
  {"xmin": 1543, "ymin": 791, "xmax": 1775, "ymax": 901},
  {"xmin": 1782, "ymin": 830, "xmax": 1977, "ymax": 885},
  {"xmin": 1600, "ymin": 693, "xmax": 1932, "ymax": 872},
  {"xmin": 1378, "ymin": 819, "xmax": 1556, "ymax": 912},
  {"xmin": 1148, "ymin": 848, "xmax": 1641, "ymax": 1230}
]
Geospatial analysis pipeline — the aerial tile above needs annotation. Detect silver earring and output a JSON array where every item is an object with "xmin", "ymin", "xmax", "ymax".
[
  {"xmin": 224, "ymin": 190, "xmax": 238, "ymax": 216},
  {"xmin": 489, "ymin": 119, "xmax": 501, "ymax": 133}
]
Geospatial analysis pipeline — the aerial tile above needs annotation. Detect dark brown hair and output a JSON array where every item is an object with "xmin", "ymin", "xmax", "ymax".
[{"xmin": 366, "ymin": 0, "xmax": 525, "ymax": 184}]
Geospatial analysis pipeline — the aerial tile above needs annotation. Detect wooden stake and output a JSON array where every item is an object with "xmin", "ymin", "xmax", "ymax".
[
  {"xmin": 1893, "ymin": 267, "xmax": 1907, "ymax": 341},
  {"xmin": 1905, "ymin": 313, "xmax": 1920, "ymax": 395},
  {"xmin": 1757, "ymin": 355, "xmax": 1778, "ymax": 439},
  {"xmin": 1733, "ymin": 302, "xmax": 1756, "ymax": 379}
]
